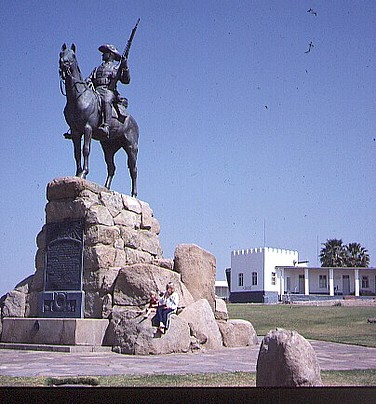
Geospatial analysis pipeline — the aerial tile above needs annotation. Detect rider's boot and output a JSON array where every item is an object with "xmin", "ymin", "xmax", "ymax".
[
  {"xmin": 98, "ymin": 101, "xmax": 112, "ymax": 140},
  {"xmin": 98, "ymin": 123, "xmax": 110, "ymax": 139},
  {"xmin": 63, "ymin": 129, "xmax": 72, "ymax": 139}
]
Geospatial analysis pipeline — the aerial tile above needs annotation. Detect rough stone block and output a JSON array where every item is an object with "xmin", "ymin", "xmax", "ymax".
[
  {"xmin": 83, "ymin": 267, "xmax": 121, "ymax": 293},
  {"xmin": 84, "ymin": 245, "xmax": 117, "ymax": 270},
  {"xmin": 30, "ymin": 269, "xmax": 44, "ymax": 292},
  {"xmin": 85, "ymin": 205, "xmax": 114, "ymax": 226},
  {"xmin": 215, "ymin": 298, "xmax": 229, "ymax": 320},
  {"xmin": 122, "ymin": 194, "xmax": 142, "ymax": 214},
  {"xmin": 1, "ymin": 290, "xmax": 27, "ymax": 318},
  {"xmin": 47, "ymin": 177, "xmax": 106, "ymax": 201},
  {"xmin": 256, "ymin": 328, "xmax": 323, "ymax": 387},
  {"xmin": 34, "ymin": 248, "xmax": 45, "ymax": 271},
  {"xmin": 217, "ymin": 319, "xmax": 258, "ymax": 347},
  {"xmin": 36, "ymin": 227, "xmax": 46, "ymax": 249},
  {"xmin": 113, "ymin": 263, "xmax": 194, "ymax": 307},
  {"xmin": 85, "ymin": 225, "xmax": 120, "ymax": 246},
  {"xmin": 179, "ymin": 299, "xmax": 223, "ymax": 350},
  {"xmin": 113, "ymin": 210, "xmax": 141, "ymax": 228},
  {"xmin": 84, "ymin": 291, "xmax": 104, "ymax": 318},
  {"xmin": 99, "ymin": 191, "xmax": 124, "ymax": 217},
  {"xmin": 107, "ymin": 307, "xmax": 191, "ymax": 355},
  {"xmin": 45, "ymin": 199, "xmax": 93, "ymax": 223},
  {"xmin": 174, "ymin": 244, "xmax": 216, "ymax": 312}
]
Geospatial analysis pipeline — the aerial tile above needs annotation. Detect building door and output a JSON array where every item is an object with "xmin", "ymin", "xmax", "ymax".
[
  {"xmin": 299, "ymin": 275, "xmax": 305, "ymax": 294},
  {"xmin": 343, "ymin": 275, "xmax": 350, "ymax": 295}
]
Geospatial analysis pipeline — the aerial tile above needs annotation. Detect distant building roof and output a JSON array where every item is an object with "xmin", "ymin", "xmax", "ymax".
[
  {"xmin": 215, "ymin": 280, "xmax": 228, "ymax": 287},
  {"xmin": 276, "ymin": 266, "xmax": 376, "ymax": 271}
]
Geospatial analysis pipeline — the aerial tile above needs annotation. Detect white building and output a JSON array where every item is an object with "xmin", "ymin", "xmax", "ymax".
[
  {"xmin": 215, "ymin": 280, "xmax": 229, "ymax": 300},
  {"xmin": 230, "ymin": 247, "xmax": 302, "ymax": 303},
  {"xmin": 276, "ymin": 266, "xmax": 376, "ymax": 299},
  {"xmin": 229, "ymin": 247, "xmax": 376, "ymax": 303}
]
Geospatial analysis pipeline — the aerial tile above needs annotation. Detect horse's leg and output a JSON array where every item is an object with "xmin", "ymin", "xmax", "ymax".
[
  {"xmin": 102, "ymin": 143, "xmax": 117, "ymax": 190},
  {"xmin": 79, "ymin": 124, "xmax": 92, "ymax": 178},
  {"xmin": 125, "ymin": 144, "xmax": 138, "ymax": 198},
  {"xmin": 72, "ymin": 134, "xmax": 83, "ymax": 176}
]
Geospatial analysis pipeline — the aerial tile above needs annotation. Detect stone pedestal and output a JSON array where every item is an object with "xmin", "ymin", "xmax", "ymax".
[
  {"xmin": 30, "ymin": 177, "xmax": 163, "ymax": 319},
  {"xmin": 0, "ymin": 177, "xmax": 258, "ymax": 354},
  {"xmin": 1, "ymin": 318, "xmax": 109, "ymax": 346}
]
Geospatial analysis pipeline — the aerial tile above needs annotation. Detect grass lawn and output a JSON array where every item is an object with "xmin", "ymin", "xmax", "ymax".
[
  {"xmin": 1, "ymin": 370, "xmax": 376, "ymax": 387},
  {"xmin": 0, "ymin": 304, "xmax": 375, "ymax": 387},
  {"xmin": 226, "ymin": 303, "xmax": 376, "ymax": 347}
]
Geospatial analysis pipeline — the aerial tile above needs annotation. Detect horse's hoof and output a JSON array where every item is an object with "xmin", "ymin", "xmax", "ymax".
[{"xmin": 77, "ymin": 172, "xmax": 87, "ymax": 179}]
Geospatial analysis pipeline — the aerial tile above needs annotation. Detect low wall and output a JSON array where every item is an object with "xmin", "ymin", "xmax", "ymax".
[{"xmin": 229, "ymin": 291, "xmax": 278, "ymax": 304}]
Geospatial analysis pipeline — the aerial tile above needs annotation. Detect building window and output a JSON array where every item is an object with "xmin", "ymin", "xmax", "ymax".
[
  {"xmin": 252, "ymin": 272, "xmax": 258, "ymax": 286},
  {"xmin": 362, "ymin": 276, "xmax": 369, "ymax": 289},
  {"xmin": 271, "ymin": 272, "xmax": 276, "ymax": 285},
  {"xmin": 238, "ymin": 273, "xmax": 244, "ymax": 287},
  {"xmin": 286, "ymin": 276, "xmax": 291, "ymax": 292},
  {"xmin": 319, "ymin": 275, "xmax": 327, "ymax": 288}
]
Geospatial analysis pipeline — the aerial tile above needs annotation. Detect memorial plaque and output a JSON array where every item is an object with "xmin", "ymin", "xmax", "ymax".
[
  {"xmin": 45, "ymin": 238, "xmax": 82, "ymax": 291},
  {"xmin": 39, "ymin": 220, "xmax": 85, "ymax": 318},
  {"xmin": 40, "ymin": 291, "xmax": 85, "ymax": 318}
]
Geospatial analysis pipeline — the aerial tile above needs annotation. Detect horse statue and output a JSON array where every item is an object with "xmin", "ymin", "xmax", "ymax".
[{"xmin": 59, "ymin": 43, "xmax": 139, "ymax": 197}]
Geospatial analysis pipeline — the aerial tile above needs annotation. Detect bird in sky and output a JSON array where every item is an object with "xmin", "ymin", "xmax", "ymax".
[
  {"xmin": 307, "ymin": 8, "xmax": 318, "ymax": 16},
  {"xmin": 305, "ymin": 41, "xmax": 314, "ymax": 53}
]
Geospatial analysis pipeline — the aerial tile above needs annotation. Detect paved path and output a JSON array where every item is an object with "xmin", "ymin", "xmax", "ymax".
[{"xmin": 0, "ymin": 340, "xmax": 376, "ymax": 377}]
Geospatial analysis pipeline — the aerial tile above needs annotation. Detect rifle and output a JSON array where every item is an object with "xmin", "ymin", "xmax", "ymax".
[{"xmin": 109, "ymin": 18, "xmax": 140, "ymax": 91}]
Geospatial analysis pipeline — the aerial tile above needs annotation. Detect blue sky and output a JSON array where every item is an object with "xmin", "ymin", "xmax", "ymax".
[{"xmin": 1, "ymin": 1, "xmax": 375, "ymax": 296}]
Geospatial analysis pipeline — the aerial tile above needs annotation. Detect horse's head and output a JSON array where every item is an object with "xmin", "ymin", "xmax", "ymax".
[{"xmin": 59, "ymin": 43, "xmax": 80, "ymax": 81}]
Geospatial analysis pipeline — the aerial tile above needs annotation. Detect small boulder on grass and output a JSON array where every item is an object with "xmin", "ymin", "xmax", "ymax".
[{"xmin": 256, "ymin": 328, "xmax": 322, "ymax": 387}]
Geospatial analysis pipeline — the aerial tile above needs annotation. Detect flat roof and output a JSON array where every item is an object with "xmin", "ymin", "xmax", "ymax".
[
  {"xmin": 275, "ymin": 266, "xmax": 376, "ymax": 271},
  {"xmin": 215, "ymin": 280, "xmax": 229, "ymax": 287}
]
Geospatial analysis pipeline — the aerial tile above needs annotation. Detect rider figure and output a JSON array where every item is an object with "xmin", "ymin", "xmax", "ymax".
[{"xmin": 87, "ymin": 44, "xmax": 130, "ymax": 139}]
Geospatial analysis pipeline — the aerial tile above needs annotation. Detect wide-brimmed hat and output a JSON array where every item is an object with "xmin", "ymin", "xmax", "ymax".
[{"xmin": 98, "ymin": 44, "xmax": 122, "ymax": 61}]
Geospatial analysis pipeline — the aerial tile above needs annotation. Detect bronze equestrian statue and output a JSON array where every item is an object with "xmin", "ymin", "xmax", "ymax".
[
  {"xmin": 86, "ymin": 43, "xmax": 130, "ymax": 139},
  {"xmin": 59, "ymin": 22, "xmax": 140, "ymax": 197}
]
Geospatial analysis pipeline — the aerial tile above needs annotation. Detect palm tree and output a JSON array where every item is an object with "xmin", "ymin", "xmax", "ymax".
[
  {"xmin": 319, "ymin": 239, "xmax": 346, "ymax": 267},
  {"xmin": 345, "ymin": 242, "xmax": 370, "ymax": 268}
]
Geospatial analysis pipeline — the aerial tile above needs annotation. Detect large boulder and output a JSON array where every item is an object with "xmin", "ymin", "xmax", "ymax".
[
  {"xmin": 174, "ymin": 244, "xmax": 216, "ymax": 312},
  {"xmin": 112, "ymin": 263, "xmax": 195, "ymax": 308},
  {"xmin": 214, "ymin": 298, "xmax": 228, "ymax": 320},
  {"xmin": 217, "ymin": 319, "xmax": 258, "ymax": 348},
  {"xmin": 0, "ymin": 275, "xmax": 34, "ymax": 318},
  {"xmin": 106, "ymin": 307, "xmax": 191, "ymax": 355},
  {"xmin": 256, "ymin": 328, "xmax": 322, "ymax": 387},
  {"xmin": 179, "ymin": 299, "xmax": 223, "ymax": 350}
]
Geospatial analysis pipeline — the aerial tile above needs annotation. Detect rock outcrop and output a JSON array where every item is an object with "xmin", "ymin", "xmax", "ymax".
[
  {"xmin": 31, "ymin": 177, "xmax": 163, "ymax": 318},
  {"xmin": 256, "ymin": 328, "xmax": 322, "ymax": 387},
  {"xmin": 0, "ymin": 177, "xmax": 257, "ymax": 355},
  {"xmin": 217, "ymin": 319, "xmax": 258, "ymax": 348},
  {"xmin": 174, "ymin": 244, "xmax": 216, "ymax": 312}
]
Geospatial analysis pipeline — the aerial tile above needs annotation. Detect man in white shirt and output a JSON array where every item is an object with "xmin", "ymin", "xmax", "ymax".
[{"xmin": 155, "ymin": 282, "xmax": 179, "ymax": 333}]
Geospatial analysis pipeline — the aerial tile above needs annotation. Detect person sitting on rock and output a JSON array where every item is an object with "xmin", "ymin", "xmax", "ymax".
[
  {"xmin": 143, "ymin": 291, "xmax": 159, "ymax": 319},
  {"xmin": 155, "ymin": 282, "xmax": 179, "ymax": 333}
]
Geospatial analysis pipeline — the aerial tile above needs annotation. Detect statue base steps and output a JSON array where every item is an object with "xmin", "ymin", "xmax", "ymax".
[
  {"xmin": 0, "ymin": 342, "xmax": 112, "ymax": 353},
  {"xmin": 1, "ymin": 318, "xmax": 110, "ymax": 348}
]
